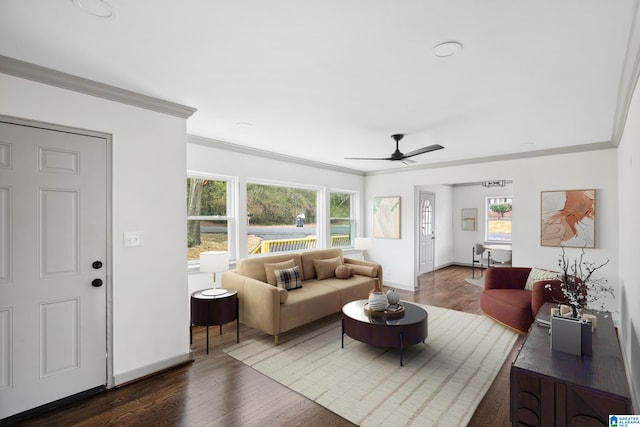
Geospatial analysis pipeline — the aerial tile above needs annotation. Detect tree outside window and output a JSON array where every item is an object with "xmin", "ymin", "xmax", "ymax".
[
  {"xmin": 187, "ymin": 177, "xmax": 230, "ymax": 260},
  {"xmin": 486, "ymin": 196, "xmax": 512, "ymax": 242},
  {"xmin": 330, "ymin": 192, "xmax": 353, "ymax": 247},
  {"xmin": 247, "ymin": 183, "xmax": 318, "ymax": 254}
]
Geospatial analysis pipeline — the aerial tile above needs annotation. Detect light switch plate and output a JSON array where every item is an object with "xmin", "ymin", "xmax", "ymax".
[{"xmin": 124, "ymin": 231, "xmax": 142, "ymax": 247}]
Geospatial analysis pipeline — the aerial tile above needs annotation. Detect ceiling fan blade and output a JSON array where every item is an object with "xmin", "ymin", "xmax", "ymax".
[
  {"xmin": 401, "ymin": 158, "xmax": 416, "ymax": 165},
  {"xmin": 403, "ymin": 144, "xmax": 444, "ymax": 158},
  {"xmin": 344, "ymin": 156, "xmax": 393, "ymax": 161}
]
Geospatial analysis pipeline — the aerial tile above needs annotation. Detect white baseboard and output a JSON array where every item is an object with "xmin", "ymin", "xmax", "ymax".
[
  {"xmin": 113, "ymin": 351, "xmax": 193, "ymax": 386},
  {"xmin": 385, "ymin": 282, "xmax": 414, "ymax": 291}
]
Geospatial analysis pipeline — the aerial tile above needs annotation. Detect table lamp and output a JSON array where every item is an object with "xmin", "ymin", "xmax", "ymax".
[
  {"xmin": 354, "ymin": 237, "xmax": 372, "ymax": 260},
  {"xmin": 199, "ymin": 250, "xmax": 229, "ymax": 296}
]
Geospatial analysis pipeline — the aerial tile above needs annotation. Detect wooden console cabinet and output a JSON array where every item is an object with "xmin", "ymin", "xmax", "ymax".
[{"xmin": 511, "ymin": 303, "xmax": 631, "ymax": 426}]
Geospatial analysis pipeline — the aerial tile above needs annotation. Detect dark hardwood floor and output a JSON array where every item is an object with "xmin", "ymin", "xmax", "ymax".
[{"xmin": 9, "ymin": 265, "xmax": 523, "ymax": 427}]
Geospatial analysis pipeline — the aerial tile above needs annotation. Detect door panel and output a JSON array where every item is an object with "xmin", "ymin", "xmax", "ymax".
[
  {"xmin": 40, "ymin": 188, "xmax": 79, "ymax": 276},
  {"xmin": 0, "ymin": 121, "xmax": 107, "ymax": 420}
]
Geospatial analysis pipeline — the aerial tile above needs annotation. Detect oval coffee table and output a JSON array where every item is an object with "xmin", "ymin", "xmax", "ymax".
[{"xmin": 341, "ymin": 299, "xmax": 428, "ymax": 366}]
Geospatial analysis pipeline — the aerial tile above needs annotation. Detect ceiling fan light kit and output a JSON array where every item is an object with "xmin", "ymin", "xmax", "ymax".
[
  {"xmin": 345, "ymin": 134, "xmax": 444, "ymax": 164},
  {"xmin": 481, "ymin": 180, "xmax": 507, "ymax": 188}
]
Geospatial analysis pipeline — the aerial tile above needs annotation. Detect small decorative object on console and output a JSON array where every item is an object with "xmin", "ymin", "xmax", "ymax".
[{"xmin": 550, "ymin": 314, "xmax": 592, "ymax": 356}]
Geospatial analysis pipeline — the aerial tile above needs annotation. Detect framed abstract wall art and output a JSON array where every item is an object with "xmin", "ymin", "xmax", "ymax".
[
  {"xmin": 461, "ymin": 208, "xmax": 477, "ymax": 231},
  {"xmin": 373, "ymin": 196, "xmax": 400, "ymax": 239},
  {"xmin": 540, "ymin": 189, "xmax": 595, "ymax": 248}
]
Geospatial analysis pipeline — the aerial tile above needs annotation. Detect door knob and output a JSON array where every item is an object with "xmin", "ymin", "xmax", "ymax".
[
  {"xmin": 92, "ymin": 261, "xmax": 103, "ymax": 269},
  {"xmin": 92, "ymin": 279, "xmax": 103, "ymax": 287}
]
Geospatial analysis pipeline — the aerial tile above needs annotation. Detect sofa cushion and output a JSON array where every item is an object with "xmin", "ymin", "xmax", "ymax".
[
  {"xmin": 524, "ymin": 267, "xmax": 558, "ymax": 290},
  {"xmin": 264, "ymin": 259, "xmax": 296, "ymax": 286},
  {"xmin": 312, "ymin": 256, "xmax": 343, "ymax": 280},
  {"xmin": 237, "ymin": 254, "xmax": 302, "ymax": 283},
  {"xmin": 279, "ymin": 282, "xmax": 343, "ymax": 333},
  {"xmin": 313, "ymin": 275, "xmax": 373, "ymax": 306},
  {"xmin": 274, "ymin": 265, "xmax": 303, "ymax": 290},
  {"xmin": 335, "ymin": 264, "xmax": 353, "ymax": 279},
  {"xmin": 300, "ymin": 248, "xmax": 344, "ymax": 280},
  {"xmin": 480, "ymin": 288, "xmax": 534, "ymax": 333},
  {"xmin": 349, "ymin": 264, "xmax": 378, "ymax": 278}
]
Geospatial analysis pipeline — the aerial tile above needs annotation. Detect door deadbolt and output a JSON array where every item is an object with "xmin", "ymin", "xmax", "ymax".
[{"xmin": 92, "ymin": 261, "xmax": 103, "ymax": 269}]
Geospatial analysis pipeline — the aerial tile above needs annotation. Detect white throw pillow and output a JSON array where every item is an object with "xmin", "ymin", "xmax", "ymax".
[{"xmin": 524, "ymin": 267, "xmax": 558, "ymax": 290}]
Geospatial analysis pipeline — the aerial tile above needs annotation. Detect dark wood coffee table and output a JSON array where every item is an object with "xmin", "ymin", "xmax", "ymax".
[{"xmin": 341, "ymin": 299, "xmax": 428, "ymax": 366}]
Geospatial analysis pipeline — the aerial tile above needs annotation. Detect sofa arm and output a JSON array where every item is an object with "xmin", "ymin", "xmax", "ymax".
[
  {"xmin": 531, "ymin": 279, "xmax": 566, "ymax": 318},
  {"xmin": 344, "ymin": 257, "xmax": 383, "ymax": 285},
  {"xmin": 483, "ymin": 267, "xmax": 531, "ymax": 290},
  {"xmin": 222, "ymin": 270, "xmax": 281, "ymax": 336}
]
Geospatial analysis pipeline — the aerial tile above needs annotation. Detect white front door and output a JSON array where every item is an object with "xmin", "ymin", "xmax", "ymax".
[
  {"xmin": 0, "ymin": 120, "xmax": 108, "ymax": 420},
  {"xmin": 418, "ymin": 191, "xmax": 435, "ymax": 274}
]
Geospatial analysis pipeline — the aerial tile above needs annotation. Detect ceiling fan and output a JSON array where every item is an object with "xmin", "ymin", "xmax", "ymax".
[{"xmin": 345, "ymin": 134, "xmax": 444, "ymax": 164}]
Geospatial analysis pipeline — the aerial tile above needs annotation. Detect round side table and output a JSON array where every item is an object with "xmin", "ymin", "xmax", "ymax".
[{"xmin": 190, "ymin": 289, "xmax": 239, "ymax": 354}]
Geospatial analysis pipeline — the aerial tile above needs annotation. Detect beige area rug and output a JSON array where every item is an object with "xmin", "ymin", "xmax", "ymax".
[
  {"xmin": 465, "ymin": 275, "xmax": 485, "ymax": 287},
  {"xmin": 224, "ymin": 304, "xmax": 517, "ymax": 426}
]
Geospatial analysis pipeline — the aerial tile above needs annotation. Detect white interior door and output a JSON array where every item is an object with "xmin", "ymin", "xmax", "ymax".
[
  {"xmin": 0, "ymin": 120, "xmax": 108, "ymax": 420},
  {"xmin": 418, "ymin": 191, "xmax": 435, "ymax": 274}
]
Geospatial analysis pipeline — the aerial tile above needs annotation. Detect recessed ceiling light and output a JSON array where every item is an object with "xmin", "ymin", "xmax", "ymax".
[
  {"xmin": 72, "ymin": 0, "xmax": 114, "ymax": 18},
  {"xmin": 235, "ymin": 122, "xmax": 252, "ymax": 128},
  {"xmin": 433, "ymin": 41, "xmax": 463, "ymax": 58}
]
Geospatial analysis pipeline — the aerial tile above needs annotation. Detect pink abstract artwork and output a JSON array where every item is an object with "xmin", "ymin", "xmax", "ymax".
[{"xmin": 540, "ymin": 189, "xmax": 595, "ymax": 248}]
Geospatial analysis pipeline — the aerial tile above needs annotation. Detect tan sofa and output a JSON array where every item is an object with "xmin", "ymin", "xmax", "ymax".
[{"xmin": 221, "ymin": 248, "xmax": 383, "ymax": 345}]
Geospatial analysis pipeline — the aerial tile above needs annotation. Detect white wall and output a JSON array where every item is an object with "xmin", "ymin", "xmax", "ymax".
[
  {"xmin": 452, "ymin": 183, "xmax": 514, "ymax": 264},
  {"xmin": 617, "ymin": 76, "xmax": 640, "ymax": 411},
  {"xmin": 364, "ymin": 150, "xmax": 619, "ymax": 313},
  {"xmin": 0, "ymin": 73, "xmax": 191, "ymax": 384}
]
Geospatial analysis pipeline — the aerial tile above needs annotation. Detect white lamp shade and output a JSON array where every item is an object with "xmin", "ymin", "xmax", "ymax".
[
  {"xmin": 199, "ymin": 251, "xmax": 228, "ymax": 273},
  {"xmin": 354, "ymin": 237, "xmax": 372, "ymax": 250}
]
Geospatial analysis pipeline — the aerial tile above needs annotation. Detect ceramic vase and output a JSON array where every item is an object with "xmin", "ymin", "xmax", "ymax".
[
  {"xmin": 386, "ymin": 289, "xmax": 400, "ymax": 305},
  {"xmin": 369, "ymin": 277, "xmax": 382, "ymax": 295},
  {"xmin": 368, "ymin": 292, "xmax": 388, "ymax": 311}
]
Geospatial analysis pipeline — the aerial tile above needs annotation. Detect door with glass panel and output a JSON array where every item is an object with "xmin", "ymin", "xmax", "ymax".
[{"xmin": 418, "ymin": 191, "xmax": 435, "ymax": 274}]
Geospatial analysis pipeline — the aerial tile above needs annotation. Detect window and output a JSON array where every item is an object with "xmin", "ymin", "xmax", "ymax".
[
  {"xmin": 187, "ymin": 175, "xmax": 233, "ymax": 262},
  {"xmin": 247, "ymin": 182, "xmax": 318, "ymax": 254},
  {"xmin": 330, "ymin": 191, "xmax": 354, "ymax": 247},
  {"xmin": 486, "ymin": 196, "xmax": 512, "ymax": 242}
]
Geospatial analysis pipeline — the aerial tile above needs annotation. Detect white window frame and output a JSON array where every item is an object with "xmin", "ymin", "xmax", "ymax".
[
  {"xmin": 187, "ymin": 171, "xmax": 236, "ymax": 266},
  {"xmin": 485, "ymin": 195, "xmax": 513, "ymax": 243},
  {"xmin": 329, "ymin": 189, "xmax": 358, "ymax": 247}
]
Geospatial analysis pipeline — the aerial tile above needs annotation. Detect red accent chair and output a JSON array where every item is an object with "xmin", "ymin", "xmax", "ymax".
[{"xmin": 480, "ymin": 267, "xmax": 568, "ymax": 334}]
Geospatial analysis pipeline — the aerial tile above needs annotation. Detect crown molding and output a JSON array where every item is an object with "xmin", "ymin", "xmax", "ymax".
[
  {"xmin": 0, "ymin": 55, "xmax": 197, "ymax": 119},
  {"xmin": 189, "ymin": 132, "xmax": 613, "ymax": 178},
  {"xmin": 612, "ymin": 1, "xmax": 640, "ymax": 146},
  {"xmin": 364, "ymin": 141, "xmax": 616, "ymax": 176},
  {"xmin": 188, "ymin": 134, "xmax": 365, "ymax": 176}
]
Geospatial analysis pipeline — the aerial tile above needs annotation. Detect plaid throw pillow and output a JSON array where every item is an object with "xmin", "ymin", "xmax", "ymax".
[{"xmin": 274, "ymin": 265, "xmax": 303, "ymax": 291}]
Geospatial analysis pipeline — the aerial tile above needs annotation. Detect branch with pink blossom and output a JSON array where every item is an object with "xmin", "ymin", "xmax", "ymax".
[{"xmin": 545, "ymin": 247, "xmax": 614, "ymax": 318}]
